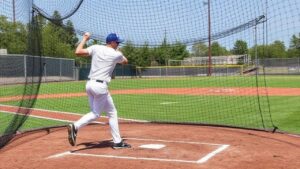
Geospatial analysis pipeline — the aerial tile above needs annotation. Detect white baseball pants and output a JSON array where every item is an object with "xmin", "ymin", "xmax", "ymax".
[{"xmin": 74, "ymin": 80, "xmax": 122, "ymax": 143}]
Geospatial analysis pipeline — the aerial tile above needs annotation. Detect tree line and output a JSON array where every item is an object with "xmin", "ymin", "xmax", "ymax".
[{"xmin": 1, "ymin": 11, "xmax": 300, "ymax": 67}]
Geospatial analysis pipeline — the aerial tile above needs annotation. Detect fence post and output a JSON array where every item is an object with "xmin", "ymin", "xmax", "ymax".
[
  {"xmin": 43, "ymin": 63, "xmax": 47, "ymax": 82},
  {"xmin": 59, "ymin": 59, "xmax": 62, "ymax": 81},
  {"xmin": 73, "ymin": 60, "xmax": 76, "ymax": 80},
  {"xmin": 298, "ymin": 57, "xmax": 300, "ymax": 74},
  {"xmin": 159, "ymin": 67, "xmax": 161, "ymax": 77},
  {"xmin": 24, "ymin": 55, "xmax": 27, "ymax": 79}
]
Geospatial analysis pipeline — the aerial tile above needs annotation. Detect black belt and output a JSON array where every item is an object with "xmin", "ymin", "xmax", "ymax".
[
  {"xmin": 89, "ymin": 79, "xmax": 104, "ymax": 83},
  {"xmin": 96, "ymin": 80, "xmax": 104, "ymax": 83}
]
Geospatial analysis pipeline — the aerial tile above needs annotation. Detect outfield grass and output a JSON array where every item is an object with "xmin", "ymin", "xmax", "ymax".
[
  {"xmin": 2, "ymin": 94, "xmax": 297, "ymax": 133},
  {"xmin": 1, "ymin": 75, "xmax": 300, "ymax": 97},
  {"xmin": 268, "ymin": 96, "xmax": 300, "ymax": 133},
  {"xmin": 0, "ymin": 75, "xmax": 299, "ymax": 134},
  {"xmin": 0, "ymin": 112, "xmax": 67, "ymax": 135}
]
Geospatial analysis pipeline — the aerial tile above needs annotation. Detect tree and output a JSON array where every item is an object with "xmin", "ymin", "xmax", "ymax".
[
  {"xmin": 121, "ymin": 41, "xmax": 138, "ymax": 65},
  {"xmin": 64, "ymin": 20, "xmax": 78, "ymax": 48},
  {"xmin": 156, "ymin": 36, "xmax": 170, "ymax": 65},
  {"xmin": 232, "ymin": 40, "xmax": 248, "ymax": 55},
  {"xmin": 49, "ymin": 11, "xmax": 63, "ymax": 29},
  {"xmin": 169, "ymin": 41, "xmax": 189, "ymax": 60},
  {"xmin": 39, "ymin": 11, "xmax": 77, "ymax": 58},
  {"xmin": 287, "ymin": 48, "xmax": 300, "ymax": 58},
  {"xmin": 249, "ymin": 41, "xmax": 287, "ymax": 59},
  {"xmin": 290, "ymin": 33, "xmax": 300, "ymax": 49},
  {"xmin": 268, "ymin": 40, "xmax": 286, "ymax": 58},
  {"xmin": 41, "ymin": 24, "xmax": 73, "ymax": 58},
  {"xmin": 211, "ymin": 41, "xmax": 230, "ymax": 56},
  {"xmin": 287, "ymin": 33, "xmax": 300, "ymax": 57},
  {"xmin": 121, "ymin": 41, "xmax": 152, "ymax": 67},
  {"xmin": 0, "ymin": 15, "xmax": 27, "ymax": 54},
  {"xmin": 249, "ymin": 45, "xmax": 267, "ymax": 59},
  {"xmin": 136, "ymin": 43, "xmax": 151, "ymax": 67},
  {"xmin": 191, "ymin": 42, "xmax": 208, "ymax": 57},
  {"xmin": 152, "ymin": 37, "xmax": 190, "ymax": 65}
]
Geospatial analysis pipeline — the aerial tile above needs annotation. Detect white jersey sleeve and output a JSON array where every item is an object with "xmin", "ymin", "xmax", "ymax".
[
  {"xmin": 116, "ymin": 51, "xmax": 126, "ymax": 63},
  {"xmin": 86, "ymin": 45, "xmax": 97, "ymax": 56}
]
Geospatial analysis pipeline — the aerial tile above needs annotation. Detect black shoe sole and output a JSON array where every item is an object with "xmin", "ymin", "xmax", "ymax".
[
  {"xmin": 112, "ymin": 143, "xmax": 132, "ymax": 149},
  {"xmin": 112, "ymin": 146, "xmax": 131, "ymax": 149},
  {"xmin": 67, "ymin": 124, "xmax": 76, "ymax": 146}
]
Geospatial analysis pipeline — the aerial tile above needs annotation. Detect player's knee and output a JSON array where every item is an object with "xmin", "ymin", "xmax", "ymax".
[
  {"xmin": 107, "ymin": 111, "xmax": 117, "ymax": 118},
  {"xmin": 91, "ymin": 111, "xmax": 101, "ymax": 118}
]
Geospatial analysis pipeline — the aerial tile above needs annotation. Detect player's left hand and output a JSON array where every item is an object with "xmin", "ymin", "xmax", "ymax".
[{"xmin": 83, "ymin": 32, "xmax": 90, "ymax": 41}]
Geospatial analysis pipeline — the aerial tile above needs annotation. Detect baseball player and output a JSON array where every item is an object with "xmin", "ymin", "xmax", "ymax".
[{"xmin": 67, "ymin": 32, "xmax": 131, "ymax": 149}]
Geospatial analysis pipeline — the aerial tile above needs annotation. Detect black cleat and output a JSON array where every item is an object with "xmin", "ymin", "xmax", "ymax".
[
  {"xmin": 67, "ymin": 123, "xmax": 77, "ymax": 146},
  {"xmin": 112, "ymin": 140, "xmax": 131, "ymax": 149}
]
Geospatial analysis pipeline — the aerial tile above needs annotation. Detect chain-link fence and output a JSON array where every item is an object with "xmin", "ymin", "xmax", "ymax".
[
  {"xmin": 0, "ymin": 55, "xmax": 76, "ymax": 85},
  {"xmin": 76, "ymin": 57, "xmax": 300, "ymax": 79},
  {"xmin": 259, "ymin": 58, "xmax": 300, "ymax": 75}
]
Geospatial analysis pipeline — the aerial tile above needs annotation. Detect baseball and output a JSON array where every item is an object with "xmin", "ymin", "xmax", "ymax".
[{"xmin": 84, "ymin": 32, "xmax": 91, "ymax": 40}]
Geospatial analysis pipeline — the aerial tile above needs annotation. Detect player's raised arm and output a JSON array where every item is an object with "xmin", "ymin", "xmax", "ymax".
[
  {"xmin": 116, "ymin": 48, "xmax": 128, "ymax": 64},
  {"xmin": 120, "ymin": 56, "xmax": 128, "ymax": 65},
  {"xmin": 75, "ymin": 32, "xmax": 90, "ymax": 57}
]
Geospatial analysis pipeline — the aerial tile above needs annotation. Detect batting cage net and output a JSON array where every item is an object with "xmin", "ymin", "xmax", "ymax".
[{"xmin": 1, "ymin": 0, "xmax": 300, "ymax": 148}]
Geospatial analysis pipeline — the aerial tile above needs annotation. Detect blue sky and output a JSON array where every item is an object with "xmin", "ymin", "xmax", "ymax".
[{"xmin": 1, "ymin": 0, "xmax": 300, "ymax": 50}]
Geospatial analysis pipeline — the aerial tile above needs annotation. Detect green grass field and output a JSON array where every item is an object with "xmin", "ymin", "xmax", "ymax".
[
  {"xmin": 2, "ymin": 75, "xmax": 300, "ymax": 97},
  {"xmin": 0, "ymin": 112, "xmax": 67, "ymax": 134},
  {"xmin": 0, "ymin": 75, "xmax": 299, "ymax": 134}
]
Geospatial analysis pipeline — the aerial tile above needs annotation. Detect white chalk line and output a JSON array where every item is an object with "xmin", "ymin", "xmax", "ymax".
[
  {"xmin": 197, "ymin": 144, "xmax": 230, "ymax": 163},
  {"xmin": 160, "ymin": 102, "xmax": 178, "ymax": 105},
  {"xmin": 46, "ymin": 137, "xmax": 230, "ymax": 165},
  {"xmin": 0, "ymin": 104, "xmax": 148, "ymax": 123},
  {"xmin": 47, "ymin": 151, "xmax": 197, "ymax": 164},
  {"xmin": 47, "ymin": 151, "xmax": 72, "ymax": 159},
  {"xmin": 0, "ymin": 110, "xmax": 75, "ymax": 123},
  {"xmin": 126, "ymin": 137, "xmax": 227, "ymax": 146}
]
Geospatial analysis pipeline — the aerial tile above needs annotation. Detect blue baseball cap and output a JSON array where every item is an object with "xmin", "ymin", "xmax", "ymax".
[{"xmin": 106, "ymin": 33, "xmax": 124, "ymax": 44}]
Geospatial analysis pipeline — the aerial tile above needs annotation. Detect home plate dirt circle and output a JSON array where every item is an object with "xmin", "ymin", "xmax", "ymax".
[{"xmin": 0, "ymin": 123, "xmax": 299, "ymax": 169}]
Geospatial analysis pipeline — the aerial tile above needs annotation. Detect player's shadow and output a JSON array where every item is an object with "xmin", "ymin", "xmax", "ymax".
[
  {"xmin": 71, "ymin": 140, "xmax": 112, "ymax": 152},
  {"xmin": 71, "ymin": 138, "xmax": 130, "ymax": 152}
]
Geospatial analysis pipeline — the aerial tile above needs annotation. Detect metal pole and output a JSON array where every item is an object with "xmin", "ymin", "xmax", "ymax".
[
  {"xmin": 254, "ymin": 24, "xmax": 258, "ymax": 67},
  {"xmin": 12, "ymin": 0, "xmax": 16, "ymax": 23},
  {"xmin": 24, "ymin": 55, "xmax": 27, "ymax": 79},
  {"xmin": 265, "ymin": 0, "xmax": 268, "ymax": 51},
  {"xmin": 73, "ymin": 60, "xmax": 76, "ymax": 80},
  {"xmin": 298, "ymin": 57, "xmax": 300, "ymax": 74},
  {"xmin": 43, "ymin": 63, "xmax": 47, "ymax": 82},
  {"xmin": 208, "ymin": 0, "xmax": 212, "ymax": 76},
  {"xmin": 59, "ymin": 59, "xmax": 62, "ymax": 81}
]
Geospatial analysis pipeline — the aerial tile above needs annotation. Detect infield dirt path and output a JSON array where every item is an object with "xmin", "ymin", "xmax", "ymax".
[
  {"xmin": 0, "ymin": 123, "xmax": 299, "ymax": 169},
  {"xmin": 1, "ymin": 87, "xmax": 300, "ymax": 102}
]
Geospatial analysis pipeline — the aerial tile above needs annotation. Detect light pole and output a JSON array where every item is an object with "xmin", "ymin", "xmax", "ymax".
[
  {"xmin": 254, "ymin": 22, "xmax": 258, "ymax": 67},
  {"xmin": 12, "ymin": 0, "xmax": 16, "ymax": 23},
  {"xmin": 208, "ymin": 0, "xmax": 212, "ymax": 76},
  {"xmin": 204, "ymin": 0, "xmax": 212, "ymax": 76}
]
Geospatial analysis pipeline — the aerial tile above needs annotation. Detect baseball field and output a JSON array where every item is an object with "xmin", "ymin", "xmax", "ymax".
[
  {"xmin": 0, "ymin": 75, "xmax": 300, "ymax": 169},
  {"xmin": 0, "ymin": 75, "xmax": 299, "ymax": 134}
]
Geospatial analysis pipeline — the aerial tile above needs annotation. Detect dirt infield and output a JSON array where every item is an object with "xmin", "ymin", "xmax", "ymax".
[
  {"xmin": 1, "ymin": 87, "xmax": 300, "ymax": 102},
  {"xmin": 0, "ymin": 123, "xmax": 299, "ymax": 169}
]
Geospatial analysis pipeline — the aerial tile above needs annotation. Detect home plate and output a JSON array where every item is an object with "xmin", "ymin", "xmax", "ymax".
[{"xmin": 139, "ymin": 144, "xmax": 166, "ymax": 149}]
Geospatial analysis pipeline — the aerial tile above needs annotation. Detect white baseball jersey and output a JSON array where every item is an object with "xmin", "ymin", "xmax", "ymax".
[
  {"xmin": 73, "ymin": 45, "xmax": 126, "ymax": 144},
  {"xmin": 87, "ymin": 45, "xmax": 125, "ymax": 83}
]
